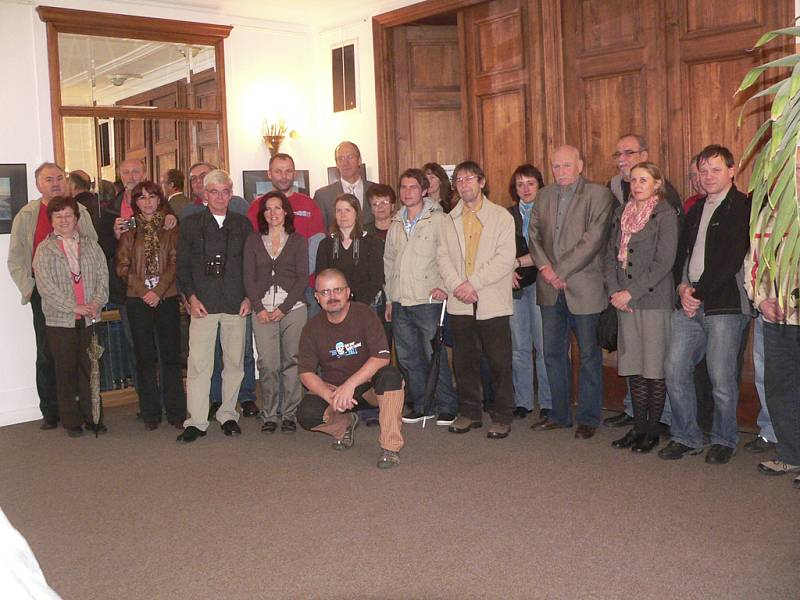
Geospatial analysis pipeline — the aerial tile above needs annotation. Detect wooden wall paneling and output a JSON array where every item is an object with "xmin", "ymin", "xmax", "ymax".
[
  {"xmin": 665, "ymin": 0, "xmax": 794, "ymax": 198},
  {"xmin": 561, "ymin": 0, "xmax": 666, "ymax": 185},
  {"xmin": 523, "ymin": 0, "xmax": 548, "ymax": 175},
  {"xmin": 539, "ymin": 0, "xmax": 566, "ymax": 160},
  {"xmin": 464, "ymin": 0, "xmax": 529, "ymax": 206},
  {"xmin": 393, "ymin": 25, "xmax": 464, "ymax": 175}
]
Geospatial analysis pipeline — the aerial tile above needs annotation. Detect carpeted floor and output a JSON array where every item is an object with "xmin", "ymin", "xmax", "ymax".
[{"xmin": 0, "ymin": 404, "xmax": 797, "ymax": 600}]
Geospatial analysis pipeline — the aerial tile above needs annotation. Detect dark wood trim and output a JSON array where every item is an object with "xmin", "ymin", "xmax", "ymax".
[
  {"xmin": 61, "ymin": 107, "xmax": 223, "ymax": 121},
  {"xmin": 373, "ymin": 0, "xmax": 484, "ymax": 27},
  {"xmin": 539, "ymin": 0, "xmax": 565, "ymax": 159},
  {"xmin": 214, "ymin": 41, "xmax": 230, "ymax": 171},
  {"xmin": 36, "ymin": 6, "xmax": 232, "ymax": 44},
  {"xmin": 46, "ymin": 22, "xmax": 65, "ymax": 167}
]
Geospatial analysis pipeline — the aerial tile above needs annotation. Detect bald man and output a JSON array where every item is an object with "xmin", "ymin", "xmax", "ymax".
[
  {"xmin": 528, "ymin": 145, "xmax": 613, "ymax": 439},
  {"xmin": 313, "ymin": 141, "xmax": 376, "ymax": 230}
]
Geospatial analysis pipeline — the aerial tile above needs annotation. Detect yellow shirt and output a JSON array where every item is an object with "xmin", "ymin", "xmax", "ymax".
[{"xmin": 462, "ymin": 197, "xmax": 483, "ymax": 276}]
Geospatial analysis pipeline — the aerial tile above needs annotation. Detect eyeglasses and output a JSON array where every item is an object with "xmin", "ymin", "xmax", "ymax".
[
  {"xmin": 206, "ymin": 188, "xmax": 232, "ymax": 197},
  {"xmin": 370, "ymin": 199, "xmax": 392, "ymax": 206},
  {"xmin": 455, "ymin": 175, "xmax": 477, "ymax": 185},
  {"xmin": 316, "ymin": 286, "xmax": 348, "ymax": 297},
  {"xmin": 612, "ymin": 149, "xmax": 644, "ymax": 160}
]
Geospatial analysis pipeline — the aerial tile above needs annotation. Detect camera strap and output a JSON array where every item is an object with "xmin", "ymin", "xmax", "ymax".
[{"xmin": 200, "ymin": 209, "xmax": 230, "ymax": 260}]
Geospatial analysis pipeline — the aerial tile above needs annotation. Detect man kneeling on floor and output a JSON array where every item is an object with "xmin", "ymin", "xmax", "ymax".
[{"xmin": 297, "ymin": 268, "xmax": 404, "ymax": 468}]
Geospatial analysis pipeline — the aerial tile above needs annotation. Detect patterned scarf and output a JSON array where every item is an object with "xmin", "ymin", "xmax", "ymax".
[
  {"xmin": 142, "ymin": 211, "xmax": 165, "ymax": 281},
  {"xmin": 618, "ymin": 197, "xmax": 659, "ymax": 267}
]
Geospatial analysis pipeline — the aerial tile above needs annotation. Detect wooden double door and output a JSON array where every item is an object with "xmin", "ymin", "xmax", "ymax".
[{"xmin": 383, "ymin": 0, "xmax": 793, "ymax": 205}]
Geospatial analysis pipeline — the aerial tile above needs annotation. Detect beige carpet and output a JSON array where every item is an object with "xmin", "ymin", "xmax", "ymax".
[{"xmin": 0, "ymin": 404, "xmax": 797, "ymax": 600}]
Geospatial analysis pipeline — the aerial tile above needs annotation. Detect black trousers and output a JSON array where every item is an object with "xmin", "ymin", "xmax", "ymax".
[
  {"xmin": 30, "ymin": 286, "xmax": 59, "ymax": 423},
  {"xmin": 46, "ymin": 320, "xmax": 93, "ymax": 429},
  {"xmin": 126, "ymin": 296, "xmax": 186, "ymax": 424},
  {"xmin": 450, "ymin": 313, "xmax": 514, "ymax": 425}
]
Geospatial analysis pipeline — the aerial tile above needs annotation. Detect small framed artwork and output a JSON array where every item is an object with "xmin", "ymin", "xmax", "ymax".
[
  {"xmin": 242, "ymin": 170, "xmax": 310, "ymax": 204},
  {"xmin": 0, "ymin": 164, "xmax": 28, "ymax": 234},
  {"xmin": 326, "ymin": 164, "xmax": 367, "ymax": 185}
]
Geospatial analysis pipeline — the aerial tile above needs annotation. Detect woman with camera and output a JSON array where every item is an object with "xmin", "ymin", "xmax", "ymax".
[
  {"xmin": 244, "ymin": 191, "xmax": 309, "ymax": 433},
  {"xmin": 116, "ymin": 181, "xmax": 186, "ymax": 430},
  {"xmin": 315, "ymin": 193, "xmax": 384, "ymax": 308},
  {"xmin": 32, "ymin": 196, "xmax": 109, "ymax": 437}
]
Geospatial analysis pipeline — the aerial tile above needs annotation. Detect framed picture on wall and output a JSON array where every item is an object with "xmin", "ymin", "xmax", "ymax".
[
  {"xmin": 326, "ymin": 164, "xmax": 367, "ymax": 185},
  {"xmin": 0, "ymin": 164, "xmax": 28, "ymax": 234},
  {"xmin": 242, "ymin": 170, "xmax": 310, "ymax": 204}
]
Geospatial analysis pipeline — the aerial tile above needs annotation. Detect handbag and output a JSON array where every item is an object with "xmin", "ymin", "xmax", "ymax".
[{"xmin": 597, "ymin": 303, "xmax": 618, "ymax": 352}]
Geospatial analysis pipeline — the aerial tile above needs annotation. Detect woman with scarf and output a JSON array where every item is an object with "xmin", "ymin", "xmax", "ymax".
[
  {"xmin": 507, "ymin": 164, "xmax": 552, "ymax": 422},
  {"xmin": 32, "ymin": 196, "xmax": 109, "ymax": 437},
  {"xmin": 603, "ymin": 162, "xmax": 679, "ymax": 453},
  {"xmin": 243, "ymin": 190, "xmax": 308, "ymax": 433},
  {"xmin": 116, "ymin": 181, "xmax": 185, "ymax": 430},
  {"xmin": 315, "ymin": 193, "xmax": 384, "ymax": 308}
]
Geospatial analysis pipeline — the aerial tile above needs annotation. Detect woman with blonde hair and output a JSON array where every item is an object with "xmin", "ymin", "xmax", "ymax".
[{"xmin": 603, "ymin": 162, "xmax": 679, "ymax": 453}]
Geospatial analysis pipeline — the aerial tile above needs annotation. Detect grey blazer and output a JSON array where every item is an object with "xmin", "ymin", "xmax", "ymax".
[
  {"xmin": 313, "ymin": 179, "xmax": 376, "ymax": 232},
  {"xmin": 528, "ymin": 177, "xmax": 613, "ymax": 314},
  {"xmin": 603, "ymin": 200, "xmax": 679, "ymax": 310}
]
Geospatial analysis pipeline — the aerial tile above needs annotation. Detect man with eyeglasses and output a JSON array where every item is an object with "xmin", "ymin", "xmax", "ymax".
[
  {"xmin": 437, "ymin": 161, "xmax": 517, "ymax": 439},
  {"xmin": 528, "ymin": 145, "xmax": 613, "ymax": 440},
  {"xmin": 604, "ymin": 134, "xmax": 681, "ymax": 430},
  {"xmin": 180, "ymin": 161, "xmax": 258, "ymax": 418},
  {"xmin": 176, "ymin": 169, "xmax": 253, "ymax": 443},
  {"xmin": 313, "ymin": 141, "xmax": 376, "ymax": 230},
  {"xmin": 296, "ymin": 268, "xmax": 403, "ymax": 468}
]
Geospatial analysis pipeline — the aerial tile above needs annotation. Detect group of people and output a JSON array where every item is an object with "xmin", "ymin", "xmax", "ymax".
[{"xmin": 7, "ymin": 136, "xmax": 799, "ymax": 485}]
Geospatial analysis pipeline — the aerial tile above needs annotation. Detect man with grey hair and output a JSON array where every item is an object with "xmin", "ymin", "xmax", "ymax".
[
  {"xmin": 176, "ymin": 169, "xmax": 253, "ymax": 442},
  {"xmin": 8, "ymin": 162, "xmax": 98, "ymax": 429},
  {"xmin": 528, "ymin": 145, "xmax": 613, "ymax": 439},
  {"xmin": 179, "ymin": 161, "xmax": 257, "ymax": 417}
]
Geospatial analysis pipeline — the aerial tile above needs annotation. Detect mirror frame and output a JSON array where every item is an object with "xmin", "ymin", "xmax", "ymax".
[{"xmin": 37, "ymin": 5, "xmax": 232, "ymax": 170}]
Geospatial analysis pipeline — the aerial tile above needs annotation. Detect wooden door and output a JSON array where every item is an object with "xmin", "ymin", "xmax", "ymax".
[
  {"xmin": 392, "ymin": 24, "xmax": 466, "ymax": 182},
  {"xmin": 462, "ymin": 0, "xmax": 540, "ymax": 206},
  {"xmin": 561, "ymin": 0, "xmax": 668, "ymax": 186}
]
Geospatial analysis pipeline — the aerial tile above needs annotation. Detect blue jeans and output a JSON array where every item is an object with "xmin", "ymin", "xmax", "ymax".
[
  {"xmin": 510, "ymin": 285, "xmax": 552, "ymax": 411},
  {"xmin": 305, "ymin": 286, "xmax": 320, "ymax": 320},
  {"xmin": 211, "ymin": 314, "xmax": 256, "ymax": 403},
  {"xmin": 392, "ymin": 302, "xmax": 458, "ymax": 416},
  {"xmin": 664, "ymin": 308, "xmax": 750, "ymax": 449},
  {"xmin": 763, "ymin": 322, "xmax": 800, "ymax": 465},
  {"xmin": 540, "ymin": 293, "xmax": 603, "ymax": 427},
  {"xmin": 753, "ymin": 316, "xmax": 776, "ymax": 442}
]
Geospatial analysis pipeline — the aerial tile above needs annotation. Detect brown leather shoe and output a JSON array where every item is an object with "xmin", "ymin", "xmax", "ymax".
[
  {"xmin": 487, "ymin": 422, "xmax": 510, "ymax": 439},
  {"xmin": 575, "ymin": 424, "xmax": 596, "ymax": 439},
  {"xmin": 448, "ymin": 416, "xmax": 482, "ymax": 433},
  {"xmin": 531, "ymin": 419, "xmax": 569, "ymax": 431}
]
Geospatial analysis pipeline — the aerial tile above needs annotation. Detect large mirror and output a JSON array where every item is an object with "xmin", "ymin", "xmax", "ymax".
[{"xmin": 38, "ymin": 6, "xmax": 231, "ymax": 185}]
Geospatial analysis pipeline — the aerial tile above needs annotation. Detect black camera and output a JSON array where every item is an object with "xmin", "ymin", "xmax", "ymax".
[{"xmin": 205, "ymin": 254, "xmax": 225, "ymax": 278}]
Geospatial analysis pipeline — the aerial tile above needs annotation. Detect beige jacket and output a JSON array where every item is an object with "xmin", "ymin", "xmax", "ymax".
[
  {"xmin": 7, "ymin": 198, "xmax": 98, "ymax": 304},
  {"xmin": 384, "ymin": 199, "xmax": 445, "ymax": 307},
  {"xmin": 745, "ymin": 207, "xmax": 800, "ymax": 325},
  {"xmin": 436, "ymin": 194, "xmax": 516, "ymax": 319}
]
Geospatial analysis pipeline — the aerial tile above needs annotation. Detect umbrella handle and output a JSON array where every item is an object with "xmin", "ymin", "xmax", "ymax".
[{"xmin": 428, "ymin": 295, "xmax": 448, "ymax": 326}]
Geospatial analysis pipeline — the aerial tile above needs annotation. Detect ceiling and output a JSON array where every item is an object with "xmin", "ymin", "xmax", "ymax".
[{"xmin": 94, "ymin": 0, "xmax": 409, "ymax": 28}]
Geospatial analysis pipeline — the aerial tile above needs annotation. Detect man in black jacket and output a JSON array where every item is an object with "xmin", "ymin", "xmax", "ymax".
[
  {"xmin": 177, "ymin": 169, "xmax": 252, "ymax": 443},
  {"xmin": 660, "ymin": 145, "xmax": 752, "ymax": 464}
]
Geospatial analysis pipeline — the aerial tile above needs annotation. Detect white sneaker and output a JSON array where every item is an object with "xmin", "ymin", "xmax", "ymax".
[
  {"xmin": 757, "ymin": 460, "xmax": 800, "ymax": 476},
  {"xmin": 435, "ymin": 413, "xmax": 456, "ymax": 426},
  {"xmin": 402, "ymin": 411, "xmax": 435, "ymax": 424}
]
